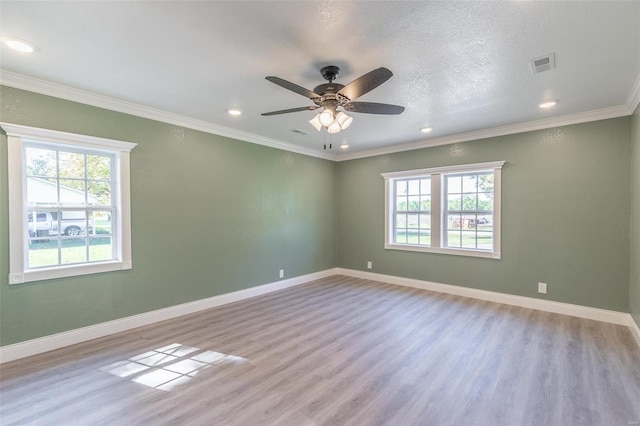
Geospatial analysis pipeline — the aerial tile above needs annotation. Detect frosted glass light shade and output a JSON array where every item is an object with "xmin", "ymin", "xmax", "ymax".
[
  {"xmin": 335, "ymin": 112, "xmax": 353, "ymax": 130},
  {"xmin": 309, "ymin": 114, "xmax": 322, "ymax": 131},
  {"xmin": 327, "ymin": 121, "xmax": 341, "ymax": 134},
  {"xmin": 319, "ymin": 109, "xmax": 335, "ymax": 126}
]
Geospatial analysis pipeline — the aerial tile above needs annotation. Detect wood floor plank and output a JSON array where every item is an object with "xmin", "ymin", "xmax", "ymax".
[{"xmin": 1, "ymin": 275, "xmax": 639, "ymax": 425}]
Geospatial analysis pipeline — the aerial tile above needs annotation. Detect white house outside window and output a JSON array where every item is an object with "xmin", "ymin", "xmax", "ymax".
[
  {"xmin": 382, "ymin": 161, "xmax": 505, "ymax": 259},
  {"xmin": 3, "ymin": 123, "xmax": 136, "ymax": 284}
]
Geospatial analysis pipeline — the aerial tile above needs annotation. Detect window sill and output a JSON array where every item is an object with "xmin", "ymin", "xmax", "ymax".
[
  {"xmin": 384, "ymin": 243, "xmax": 501, "ymax": 259},
  {"xmin": 9, "ymin": 261, "xmax": 132, "ymax": 284}
]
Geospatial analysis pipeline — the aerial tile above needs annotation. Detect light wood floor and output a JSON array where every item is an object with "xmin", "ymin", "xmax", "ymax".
[{"xmin": 1, "ymin": 275, "xmax": 639, "ymax": 425}]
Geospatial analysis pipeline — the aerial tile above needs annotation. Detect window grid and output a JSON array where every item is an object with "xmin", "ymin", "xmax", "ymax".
[
  {"xmin": 24, "ymin": 143, "xmax": 117, "ymax": 270},
  {"xmin": 443, "ymin": 172, "xmax": 494, "ymax": 251},
  {"xmin": 393, "ymin": 177, "xmax": 431, "ymax": 246},
  {"xmin": 382, "ymin": 161, "xmax": 504, "ymax": 259}
]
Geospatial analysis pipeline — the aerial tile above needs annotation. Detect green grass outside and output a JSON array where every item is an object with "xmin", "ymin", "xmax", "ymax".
[
  {"xmin": 29, "ymin": 237, "xmax": 112, "ymax": 268},
  {"xmin": 396, "ymin": 230, "xmax": 493, "ymax": 250}
]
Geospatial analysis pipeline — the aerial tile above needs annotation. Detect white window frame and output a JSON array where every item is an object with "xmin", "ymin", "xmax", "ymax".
[
  {"xmin": 3, "ymin": 123, "xmax": 136, "ymax": 284},
  {"xmin": 382, "ymin": 161, "xmax": 505, "ymax": 259}
]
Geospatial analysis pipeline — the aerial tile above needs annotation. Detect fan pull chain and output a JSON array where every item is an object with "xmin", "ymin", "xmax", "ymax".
[{"xmin": 323, "ymin": 130, "xmax": 332, "ymax": 150}]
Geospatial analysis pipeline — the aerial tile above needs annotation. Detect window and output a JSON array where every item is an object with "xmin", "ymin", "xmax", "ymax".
[
  {"xmin": 382, "ymin": 161, "xmax": 505, "ymax": 259},
  {"xmin": 3, "ymin": 123, "xmax": 136, "ymax": 284}
]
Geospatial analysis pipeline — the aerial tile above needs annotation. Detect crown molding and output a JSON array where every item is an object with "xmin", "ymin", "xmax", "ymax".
[
  {"xmin": 336, "ymin": 103, "xmax": 632, "ymax": 162},
  {"xmin": 2, "ymin": 70, "xmax": 638, "ymax": 163},
  {"xmin": 0, "ymin": 70, "xmax": 337, "ymax": 161},
  {"xmin": 627, "ymin": 72, "xmax": 640, "ymax": 114}
]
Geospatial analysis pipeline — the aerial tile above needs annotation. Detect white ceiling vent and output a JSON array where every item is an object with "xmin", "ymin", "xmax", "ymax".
[{"xmin": 530, "ymin": 53, "xmax": 556, "ymax": 74}]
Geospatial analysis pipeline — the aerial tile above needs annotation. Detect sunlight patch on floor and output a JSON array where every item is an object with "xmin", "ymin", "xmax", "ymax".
[{"xmin": 100, "ymin": 343, "xmax": 249, "ymax": 392}]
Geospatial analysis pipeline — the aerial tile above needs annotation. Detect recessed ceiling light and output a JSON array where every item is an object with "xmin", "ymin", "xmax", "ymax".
[
  {"xmin": 420, "ymin": 127, "xmax": 433, "ymax": 133},
  {"xmin": 340, "ymin": 143, "xmax": 349, "ymax": 149},
  {"xmin": 2, "ymin": 37, "xmax": 35, "ymax": 53},
  {"xmin": 538, "ymin": 100, "xmax": 557, "ymax": 109},
  {"xmin": 227, "ymin": 108, "xmax": 242, "ymax": 116}
]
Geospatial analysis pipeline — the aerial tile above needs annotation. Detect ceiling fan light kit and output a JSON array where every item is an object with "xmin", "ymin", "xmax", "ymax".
[
  {"xmin": 309, "ymin": 109, "xmax": 354, "ymax": 134},
  {"xmin": 318, "ymin": 108, "xmax": 335, "ymax": 127},
  {"xmin": 308, "ymin": 114, "xmax": 323, "ymax": 131},
  {"xmin": 263, "ymin": 65, "xmax": 405, "ymax": 145}
]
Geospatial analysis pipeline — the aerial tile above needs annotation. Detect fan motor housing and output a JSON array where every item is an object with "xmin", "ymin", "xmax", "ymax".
[
  {"xmin": 313, "ymin": 83, "xmax": 345, "ymax": 95},
  {"xmin": 320, "ymin": 65, "xmax": 340, "ymax": 81}
]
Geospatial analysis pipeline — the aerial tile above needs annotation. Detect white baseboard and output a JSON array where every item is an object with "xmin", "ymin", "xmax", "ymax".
[
  {"xmin": 336, "ymin": 268, "xmax": 633, "ymax": 327},
  {"xmin": 0, "ymin": 268, "xmax": 339, "ymax": 364}
]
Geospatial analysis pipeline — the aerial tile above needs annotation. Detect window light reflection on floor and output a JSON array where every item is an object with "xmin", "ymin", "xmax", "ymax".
[{"xmin": 100, "ymin": 343, "xmax": 249, "ymax": 392}]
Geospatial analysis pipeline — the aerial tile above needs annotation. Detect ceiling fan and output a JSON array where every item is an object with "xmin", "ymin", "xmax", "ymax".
[{"xmin": 262, "ymin": 65, "xmax": 404, "ymax": 141}]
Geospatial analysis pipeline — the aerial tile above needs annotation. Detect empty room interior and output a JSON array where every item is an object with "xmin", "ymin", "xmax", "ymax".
[{"xmin": 1, "ymin": 2, "xmax": 640, "ymax": 425}]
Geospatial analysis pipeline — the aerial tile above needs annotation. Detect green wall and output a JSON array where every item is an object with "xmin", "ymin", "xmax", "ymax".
[
  {"xmin": 0, "ymin": 86, "xmax": 337, "ymax": 346},
  {"xmin": 1, "ymin": 84, "xmax": 636, "ymax": 347},
  {"xmin": 631, "ymin": 104, "xmax": 640, "ymax": 328},
  {"xmin": 336, "ymin": 118, "xmax": 632, "ymax": 312}
]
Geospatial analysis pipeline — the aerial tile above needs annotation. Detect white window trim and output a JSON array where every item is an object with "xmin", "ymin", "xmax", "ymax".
[
  {"xmin": 2, "ymin": 122, "xmax": 136, "ymax": 284},
  {"xmin": 381, "ymin": 161, "xmax": 505, "ymax": 260}
]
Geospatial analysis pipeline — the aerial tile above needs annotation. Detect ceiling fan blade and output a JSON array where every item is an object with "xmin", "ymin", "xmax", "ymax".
[
  {"xmin": 265, "ymin": 76, "xmax": 321, "ymax": 99},
  {"xmin": 261, "ymin": 106, "xmax": 320, "ymax": 116},
  {"xmin": 337, "ymin": 67, "xmax": 393, "ymax": 100},
  {"xmin": 344, "ymin": 102, "xmax": 405, "ymax": 115}
]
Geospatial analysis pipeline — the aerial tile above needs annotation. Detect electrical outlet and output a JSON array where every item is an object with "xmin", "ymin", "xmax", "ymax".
[
  {"xmin": 538, "ymin": 282, "xmax": 547, "ymax": 294},
  {"xmin": 279, "ymin": 269, "xmax": 284, "ymax": 279},
  {"xmin": 367, "ymin": 261, "xmax": 372, "ymax": 270}
]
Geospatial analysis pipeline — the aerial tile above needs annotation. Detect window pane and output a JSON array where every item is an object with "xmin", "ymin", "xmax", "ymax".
[
  {"xmin": 28, "ymin": 239, "xmax": 59, "ymax": 268},
  {"xmin": 477, "ymin": 214, "xmax": 493, "ymax": 231},
  {"xmin": 478, "ymin": 192, "xmax": 493, "ymax": 211},
  {"xmin": 59, "ymin": 179, "xmax": 86, "ymax": 205},
  {"xmin": 396, "ymin": 196, "xmax": 407, "ymax": 211},
  {"xmin": 58, "ymin": 151, "xmax": 85, "ymax": 179},
  {"xmin": 396, "ymin": 213, "xmax": 407, "ymax": 229},
  {"xmin": 26, "ymin": 147, "xmax": 56, "ymax": 177},
  {"xmin": 395, "ymin": 230, "xmax": 407, "ymax": 244},
  {"xmin": 408, "ymin": 196, "xmax": 420, "ymax": 211},
  {"xmin": 91, "ymin": 211, "xmax": 113, "ymax": 236},
  {"xmin": 396, "ymin": 180, "xmax": 407, "ymax": 196},
  {"xmin": 27, "ymin": 210, "xmax": 56, "ymax": 238},
  {"xmin": 447, "ymin": 213, "xmax": 462, "ymax": 230},
  {"xmin": 448, "ymin": 194, "xmax": 461, "ymax": 211},
  {"xmin": 420, "ymin": 196, "xmax": 431, "ymax": 211},
  {"xmin": 89, "ymin": 237, "xmax": 113, "ymax": 262},
  {"xmin": 87, "ymin": 155, "xmax": 111, "ymax": 180},
  {"xmin": 418, "ymin": 230, "xmax": 431, "ymax": 246},
  {"xmin": 87, "ymin": 181, "xmax": 111, "ymax": 206},
  {"xmin": 407, "ymin": 229, "xmax": 419, "ymax": 244},
  {"xmin": 419, "ymin": 213, "xmax": 431, "ymax": 230},
  {"xmin": 478, "ymin": 173, "xmax": 494, "ymax": 192},
  {"xmin": 27, "ymin": 177, "xmax": 58, "ymax": 205},
  {"xmin": 408, "ymin": 180, "xmax": 420, "ymax": 195},
  {"xmin": 461, "ymin": 231, "xmax": 477, "ymax": 249},
  {"xmin": 462, "ymin": 194, "xmax": 477, "ymax": 210},
  {"xmin": 446, "ymin": 231, "xmax": 461, "ymax": 248},
  {"xmin": 58, "ymin": 210, "xmax": 88, "ymax": 237},
  {"xmin": 407, "ymin": 213, "xmax": 419, "ymax": 229},
  {"xmin": 61, "ymin": 237, "xmax": 88, "ymax": 264},
  {"xmin": 420, "ymin": 178, "xmax": 431, "ymax": 195},
  {"xmin": 447, "ymin": 176, "xmax": 462, "ymax": 194},
  {"xmin": 462, "ymin": 175, "xmax": 478, "ymax": 193},
  {"xmin": 477, "ymin": 232, "xmax": 493, "ymax": 250}
]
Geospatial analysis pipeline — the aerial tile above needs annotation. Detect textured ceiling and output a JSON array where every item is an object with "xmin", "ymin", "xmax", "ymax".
[{"xmin": 1, "ymin": 1, "xmax": 639, "ymax": 159}]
